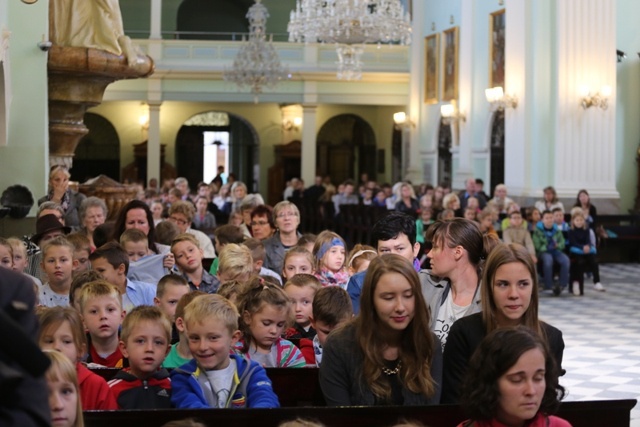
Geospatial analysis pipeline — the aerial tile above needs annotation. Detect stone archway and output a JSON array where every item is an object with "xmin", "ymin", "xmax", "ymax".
[{"xmin": 74, "ymin": 113, "xmax": 121, "ymax": 182}]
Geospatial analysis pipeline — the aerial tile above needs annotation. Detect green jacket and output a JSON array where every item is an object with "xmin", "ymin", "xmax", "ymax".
[{"xmin": 532, "ymin": 223, "xmax": 565, "ymax": 254}]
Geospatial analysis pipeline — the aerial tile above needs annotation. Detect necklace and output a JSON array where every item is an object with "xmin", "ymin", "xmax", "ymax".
[{"xmin": 381, "ymin": 360, "xmax": 401, "ymax": 376}]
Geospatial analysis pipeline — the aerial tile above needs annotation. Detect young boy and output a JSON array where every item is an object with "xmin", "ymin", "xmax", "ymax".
[
  {"xmin": 242, "ymin": 238, "xmax": 282, "ymax": 285},
  {"xmin": 39, "ymin": 236, "xmax": 78, "ymax": 308},
  {"xmin": 217, "ymin": 243, "xmax": 253, "ymax": 284},
  {"xmin": 77, "ymin": 280, "xmax": 126, "ymax": 367},
  {"xmin": 108, "ymin": 306, "xmax": 172, "ymax": 409},
  {"xmin": 120, "ymin": 228, "xmax": 170, "ymax": 284},
  {"xmin": 283, "ymin": 274, "xmax": 320, "ymax": 340},
  {"xmin": 120, "ymin": 229, "xmax": 150, "ymax": 262},
  {"xmin": 171, "ymin": 233, "xmax": 220, "ymax": 294},
  {"xmin": 552, "ymin": 207, "xmax": 570, "ymax": 240},
  {"xmin": 533, "ymin": 210, "xmax": 570, "ymax": 295},
  {"xmin": 310, "ymin": 286, "xmax": 353, "ymax": 366},
  {"xmin": 502, "ymin": 210, "xmax": 537, "ymax": 264},
  {"xmin": 208, "ymin": 224, "xmax": 245, "ymax": 275},
  {"xmin": 170, "ymin": 294, "xmax": 280, "ymax": 408},
  {"xmin": 89, "ymin": 242, "xmax": 156, "ymax": 313},
  {"xmin": 154, "ymin": 274, "xmax": 190, "ymax": 343},
  {"xmin": 163, "ymin": 290, "xmax": 206, "ymax": 369}
]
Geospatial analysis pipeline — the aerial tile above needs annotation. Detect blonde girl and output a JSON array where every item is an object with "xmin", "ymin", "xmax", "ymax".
[
  {"xmin": 44, "ymin": 349, "xmax": 84, "ymax": 427},
  {"xmin": 346, "ymin": 244, "xmax": 377, "ymax": 275},
  {"xmin": 282, "ymin": 245, "xmax": 315, "ymax": 280},
  {"xmin": 38, "ymin": 307, "xmax": 117, "ymax": 410},
  {"xmin": 235, "ymin": 276, "xmax": 306, "ymax": 368},
  {"xmin": 312, "ymin": 230, "xmax": 348, "ymax": 289},
  {"xmin": 0, "ymin": 237, "xmax": 14, "ymax": 270}
]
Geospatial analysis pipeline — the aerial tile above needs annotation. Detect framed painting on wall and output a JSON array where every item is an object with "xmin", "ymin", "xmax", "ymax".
[
  {"xmin": 442, "ymin": 26, "xmax": 459, "ymax": 101},
  {"xmin": 489, "ymin": 9, "xmax": 506, "ymax": 88},
  {"xmin": 424, "ymin": 33, "xmax": 439, "ymax": 104}
]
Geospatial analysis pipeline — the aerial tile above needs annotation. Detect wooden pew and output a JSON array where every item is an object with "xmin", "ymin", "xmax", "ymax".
[{"xmin": 83, "ymin": 399, "xmax": 637, "ymax": 427}]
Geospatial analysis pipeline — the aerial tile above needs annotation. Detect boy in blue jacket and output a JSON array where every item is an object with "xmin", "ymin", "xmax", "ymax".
[
  {"xmin": 170, "ymin": 294, "xmax": 279, "ymax": 408},
  {"xmin": 532, "ymin": 210, "xmax": 570, "ymax": 296}
]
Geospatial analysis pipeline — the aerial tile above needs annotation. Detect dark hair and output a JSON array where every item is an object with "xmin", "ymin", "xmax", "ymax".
[
  {"xmin": 574, "ymin": 189, "xmax": 591, "ymax": 208},
  {"xmin": 425, "ymin": 218, "xmax": 490, "ymax": 269},
  {"xmin": 89, "ymin": 241, "xmax": 129, "ymax": 274},
  {"xmin": 155, "ymin": 220, "xmax": 181, "ymax": 246},
  {"xmin": 250, "ymin": 205, "xmax": 275, "ymax": 230},
  {"xmin": 214, "ymin": 224, "xmax": 246, "ymax": 245},
  {"xmin": 460, "ymin": 326, "xmax": 565, "ymax": 422},
  {"xmin": 69, "ymin": 270, "xmax": 103, "ymax": 307},
  {"xmin": 111, "ymin": 200, "xmax": 160, "ymax": 253},
  {"xmin": 312, "ymin": 286, "xmax": 352, "ymax": 326},
  {"xmin": 543, "ymin": 186, "xmax": 558, "ymax": 204},
  {"xmin": 92, "ymin": 221, "xmax": 115, "ymax": 249},
  {"xmin": 371, "ymin": 212, "xmax": 416, "ymax": 246}
]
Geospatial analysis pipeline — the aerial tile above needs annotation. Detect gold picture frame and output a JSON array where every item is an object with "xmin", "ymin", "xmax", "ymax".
[
  {"xmin": 442, "ymin": 26, "xmax": 459, "ymax": 101},
  {"xmin": 424, "ymin": 34, "xmax": 439, "ymax": 104},
  {"xmin": 489, "ymin": 9, "xmax": 506, "ymax": 88}
]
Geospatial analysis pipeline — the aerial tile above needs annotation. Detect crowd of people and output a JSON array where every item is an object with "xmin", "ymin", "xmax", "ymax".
[{"xmin": 0, "ymin": 169, "xmax": 604, "ymax": 426}]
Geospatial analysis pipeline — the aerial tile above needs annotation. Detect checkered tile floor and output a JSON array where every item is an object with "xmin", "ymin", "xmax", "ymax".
[{"xmin": 538, "ymin": 264, "xmax": 640, "ymax": 426}]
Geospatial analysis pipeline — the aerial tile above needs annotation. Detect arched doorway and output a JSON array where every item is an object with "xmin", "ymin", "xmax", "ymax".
[
  {"xmin": 316, "ymin": 114, "xmax": 376, "ymax": 185},
  {"xmin": 75, "ymin": 113, "xmax": 120, "ymax": 182},
  {"xmin": 489, "ymin": 109, "xmax": 505, "ymax": 193},
  {"xmin": 437, "ymin": 119, "xmax": 453, "ymax": 186},
  {"xmin": 176, "ymin": 111, "xmax": 259, "ymax": 192}
]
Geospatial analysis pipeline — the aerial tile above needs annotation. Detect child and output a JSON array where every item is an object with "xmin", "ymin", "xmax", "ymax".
[
  {"xmin": 154, "ymin": 274, "xmax": 190, "ymax": 343},
  {"xmin": 77, "ymin": 280, "xmax": 126, "ymax": 367},
  {"xmin": 163, "ymin": 290, "xmax": 206, "ymax": 369},
  {"xmin": 297, "ymin": 233, "xmax": 317, "ymax": 254},
  {"xmin": 192, "ymin": 196, "xmax": 216, "ymax": 236},
  {"xmin": 39, "ymin": 236, "xmax": 78, "ymax": 308},
  {"xmin": 44, "ymin": 349, "xmax": 84, "ymax": 427},
  {"xmin": 6, "ymin": 237, "xmax": 43, "ymax": 288},
  {"xmin": 217, "ymin": 280, "xmax": 242, "ymax": 307},
  {"xmin": 68, "ymin": 270, "xmax": 102, "ymax": 312},
  {"xmin": 502, "ymin": 210, "xmax": 537, "ymax": 264},
  {"xmin": 235, "ymin": 276, "xmax": 306, "ymax": 368},
  {"xmin": 567, "ymin": 211, "xmax": 605, "ymax": 295},
  {"xmin": 553, "ymin": 207, "xmax": 570, "ymax": 241},
  {"xmin": 439, "ymin": 208, "xmax": 455, "ymax": 220},
  {"xmin": 209, "ymin": 224, "xmax": 246, "ymax": 275},
  {"xmin": 243, "ymin": 238, "xmax": 282, "ymax": 284},
  {"xmin": 89, "ymin": 242, "xmax": 156, "ymax": 312},
  {"xmin": 346, "ymin": 244, "xmax": 377, "ymax": 275},
  {"xmin": 38, "ymin": 306, "xmax": 117, "ymax": 410},
  {"xmin": 476, "ymin": 208, "xmax": 498, "ymax": 238},
  {"xmin": 65, "ymin": 233, "xmax": 91, "ymax": 274},
  {"xmin": 282, "ymin": 246, "xmax": 315, "ymax": 281},
  {"xmin": 228, "ymin": 210, "xmax": 243, "ymax": 227},
  {"xmin": 109, "ymin": 306, "xmax": 172, "ymax": 409},
  {"xmin": 151, "ymin": 200, "xmax": 165, "ymax": 226},
  {"xmin": 120, "ymin": 228, "xmax": 172, "ymax": 284},
  {"xmin": 526, "ymin": 206, "xmax": 542, "ymax": 233},
  {"xmin": 415, "ymin": 207, "xmax": 434, "ymax": 247},
  {"xmin": 155, "ymin": 219, "xmax": 180, "ymax": 246},
  {"xmin": 0, "ymin": 237, "xmax": 14, "ymax": 270},
  {"xmin": 283, "ymin": 274, "xmax": 321, "ymax": 340},
  {"xmin": 312, "ymin": 230, "xmax": 348, "ymax": 289},
  {"xmin": 463, "ymin": 207, "xmax": 477, "ymax": 221},
  {"xmin": 310, "ymin": 286, "xmax": 353, "ymax": 366},
  {"xmin": 171, "ymin": 293, "xmax": 280, "ymax": 408},
  {"xmin": 172, "ymin": 233, "xmax": 221, "ymax": 294},
  {"xmin": 217, "ymin": 243, "xmax": 254, "ymax": 284},
  {"xmin": 120, "ymin": 228, "xmax": 151, "ymax": 262},
  {"xmin": 533, "ymin": 210, "xmax": 570, "ymax": 295}
]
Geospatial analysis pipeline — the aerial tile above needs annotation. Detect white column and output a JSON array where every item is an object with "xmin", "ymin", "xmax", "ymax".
[
  {"xmin": 150, "ymin": 0, "xmax": 162, "ymax": 40},
  {"xmin": 404, "ymin": 0, "xmax": 424, "ymax": 183},
  {"xmin": 301, "ymin": 105, "xmax": 317, "ymax": 186},
  {"xmin": 147, "ymin": 102, "xmax": 162, "ymax": 187}
]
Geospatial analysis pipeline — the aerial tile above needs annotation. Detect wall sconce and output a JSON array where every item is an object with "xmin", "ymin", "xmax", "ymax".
[
  {"xmin": 282, "ymin": 116, "xmax": 302, "ymax": 131},
  {"xmin": 393, "ymin": 112, "xmax": 415, "ymax": 130},
  {"xmin": 617, "ymin": 49, "xmax": 626, "ymax": 63},
  {"xmin": 580, "ymin": 85, "xmax": 611, "ymax": 110},
  {"xmin": 440, "ymin": 103, "xmax": 466, "ymax": 125},
  {"xmin": 485, "ymin": 86, "xmax": 518, "ymax": 112},
  {"xmin": 138, "ymin": 114, "xmax": 149, "ymax": 130}
]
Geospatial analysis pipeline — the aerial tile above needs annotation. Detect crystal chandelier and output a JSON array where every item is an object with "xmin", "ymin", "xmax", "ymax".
[
  {"xmin": 288, "ymin": 0, "xmax": 412, "ymax": 80},
  {"xmin": 224, "ymin": 0, "xmax": 289, "ymax": 103}
]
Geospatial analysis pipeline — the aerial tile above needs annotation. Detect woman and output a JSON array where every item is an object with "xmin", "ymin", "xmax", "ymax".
[
  {"xmin": 78, "ymin": 197, "xmax": 107, "ymax": 251},
  {"xmin": 394, "ymin": 183, "xmax": 420, "ymax": 218},
  {"xmin": 488, "ymin": 183, "xmax": 514, "ymax": 214},
  {"xmin": 573, "ymin": 189, "xmax": 597, "ymax": 229},
  {"xmin": 457, "ymin": 327, "xmax": 569, "ymax": 427},
  {"xmin": 534, "ymin": 186, "xmax": 564, "ymax": 214},
  {"xmin": 227, "ymin": 181, "xmax": 248, "ymax": 214},
  {"xmin": 250, "ymin": 205, "xmax": 275, "ymax": 240},
  {"xmin": 263, "ymin": 201, "xmax": 302, "ymax": 275},
  {"xmin": 423, "ymin": 218, "xmax": 499, "ymax": 349},
  {"xmin": 319, "ymin": 254, "xmax": 442, "ymax": 406},
  {"xmin": 111, "ymin": 199, "xmax": 168, "ymax": 254},
  {"xmin": 38, "ymin": 165, "xmax": 86, "ymax": 230},
  {"xmin": 441, "ymin": 243, "xmax": 564, "ymax": 404},
  {"xmin": 442, "ymin": 193, "xmax": 461, "ymax": 213}
]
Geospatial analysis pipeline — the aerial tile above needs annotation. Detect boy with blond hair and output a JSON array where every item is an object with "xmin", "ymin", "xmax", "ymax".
[
  {"xmin": 77, "ymin": 280, "xmax": 126, "ymax": 367},
  {"xmin": 119, "ymin": 228, "xmax": 150, "ymax": 262},
  {"xmin": 310, "ymin": 286, "xmax": 353, "ymax": 366},
  {"xmin": 172, "ymin": 233, "xmax": 220, "ymax": 294},
  {"xmin": 163, "ymin": 291, "xmax": 205, "ymax": 369},
  {"xmin": 154, "ymin": 274, "xmax": 190, "ymax": 343},
  {"xmin": 108, "ymin": 306, "xmax": 172, "ymax": 409},
  {"xmin": 39, "ymin": 236, "xmax": 78, "ymax": 307},
  {"xmin": 242, "ymin": 238, "xmax": 282, "ymax": 284},
  {"xmin": 65, "ymin": 232, "xmax": 92, "ymax": 274},
  {"xmin": 170, "ymin": 294, "xmax": 279, "ymax": 408},
  {"xmin": 217, "ymin": 243, "xmax": 253, "ymax": 284},
  {"xmin": 121, "ymin": 228, "xmax": 173, "ymax": 284}
]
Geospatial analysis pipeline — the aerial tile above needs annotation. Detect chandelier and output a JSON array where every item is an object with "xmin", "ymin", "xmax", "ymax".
[
  {"xmin": 288, "ymin": 0, "xmax": 412, "ymax": 80},
  {"xmin": 224, "ymin": 0, "xmax": 289, "ymax": 103}
]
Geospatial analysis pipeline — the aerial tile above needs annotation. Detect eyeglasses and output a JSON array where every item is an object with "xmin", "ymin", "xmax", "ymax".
[
  {"xmin": 251, "ymin": 221, "xmax": 269, "ymax": 227},
  {"xmin": 169, "ymin": 216, "xmax": 188, "ymax": 226},
  {"xmin": 276, "ymin": 212, "xmax": 298, "ymax": 219}
]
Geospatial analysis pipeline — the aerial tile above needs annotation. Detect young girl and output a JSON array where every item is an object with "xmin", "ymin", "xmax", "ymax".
[
  {"xmin": 7, "ymin": 237, "xmax": 43, "ymax": 287},
  {"xmin": 312, "ymin": 230, "xmax": 348, "ymax": 289},
  {"xmin": 0, "ymin": 237, "xmax": 14, "ymax": 270},
  {"xmin": 192, "ymin": 196, "xmax": 216, "ymax": 234},
  {"xmin": 346, "ymin": 244, "xmax": 377, "ymax": 275},
  {"xmin": 235, "ymin": 276, "xmax": 306, "ymax": 368},
  {"xmin": 567, "ymin": 211, "xmax": 604, "ymax": 294},
  {"xmin": 38, "ymin": 306, "xmax": 117, "ymax": 410},
  {"xmin": 526, "ymin": 207, "xmax": 542, "ymax": 233},
  {"xmin": 458, "ymin": 327, "xmax": 570, "ymax": 427},
  {"xmin": 44, "ymin": 350, "xmax": 84, "ymax": 427},
  {"xmin": 282, "ymin": 245, "xmax": 315, "ymax": 281}
]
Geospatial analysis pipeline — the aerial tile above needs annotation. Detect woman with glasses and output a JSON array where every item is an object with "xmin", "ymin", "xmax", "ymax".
[
  {"xmin": 263, "ymin": 201, "xmax": 302, "ymax": 275},
  {"xmin": 38, "ymin": 165, "xmax": 86, "ymax": 230},
  {"xmin": 250, "ymin": 205, "xmax": 275, "ymax": 240}
]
